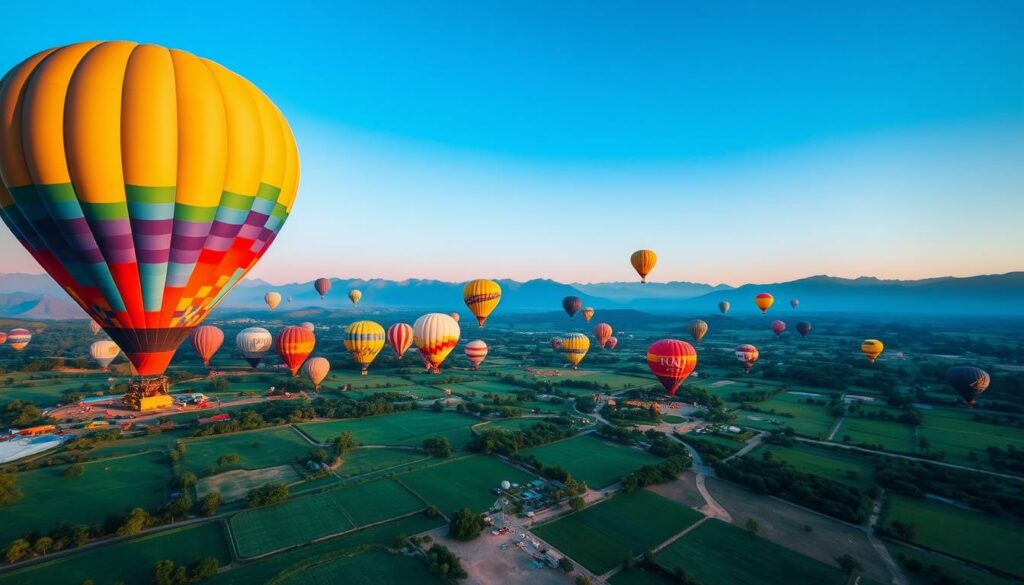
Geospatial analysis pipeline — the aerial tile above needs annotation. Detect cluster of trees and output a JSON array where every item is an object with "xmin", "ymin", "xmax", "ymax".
[
  {"xmin": 727, "ymin": 388, "xmax": 783, "ymax": 403},
  {"xmin": 468, "ymin": 419, "xmax": 575, "ymax": 455},
  {"xmin": 152, "ymin": 556, "xmax": 219, "ymax": 585},
  {"xmin": 448, "ymin": 507, "xmax": 487, "ymax": 540},
  {"xmin": 621, "ymin": 455, "xmax": 692, "ymax": 492},
  {"xmin": 422, "ymin": 437, "xmax": 453, "ymax": 458},
  {"xmin": 246, "ymin": 482, "xmax": 289, "ymax": 508},
  {"xmin": 425, "ymin": 543, "xmax": 468, "ymax": 580},
  {"xmin": 312, "ymin": 395, "xmax": 415, "ymax": 419},
  {"xmin": 895, "ymin": 552, "xmax": 975, "ymax": 585},
  {"xmin": 875, "ymin": 459, "xmax": 1024, "ymax": 520},
  {"xmin": 601, "ymin": 404, "xmax": 660, "ymax": 422},
  {"xmin": 986, "ymin": 445, "xmax": 1024, "ymax": 474},
  {"xmin": 679, "ymin": 435, "xmax": 736, "ymax": 464},
  {"xmin": 1, "ymin": 400, "xmax": 45, "ymax": 427},
  {"xmin": 646, "ymin": 431, "xmax": 687, "ymax": 458},
  {"xmin": 596, "ymin": 424, "xmax": 642, "ymax": 445}
]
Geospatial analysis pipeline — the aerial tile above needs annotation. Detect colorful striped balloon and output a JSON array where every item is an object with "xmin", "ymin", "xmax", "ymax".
[
  {"xmin": 190, "ymin": 325, "xmax": 224, "ymax": 367},
  {"xmin": 861, "ymin": 339, "xmax": 884, "ymax": 363},
  {"xmin": 0, "ymin": 332, "xmax": 6, "ymax": 345},
  {"xmin": 236, "ymin": 327, "xmax": 273, "ymax": 369},
  {"xmin": 276, "ymin": 326, "xmax": 315, "ymax": 376},
  {"xmin": 314, "ymin": 278, "xmax": 331, "ymax": 299},
  {"xmin": 463, "ymin": 279, "xmax": 501, "ymax": 327},
  {"xmin": 755, "ymin": 293, "xmax": 774, "ymax": 314},
  {"xmin": 593, "ymin": 323, "xmax": 613, "ymax": 348},
  {"xmin": 7, "ymin": 328, "xmax": 31, "ymax": 351},
  {"xmin": 647, "ymin": 339, "xmax": 697, "ymax": 396},
  {"xmin": 464, "ymin": 340, "xmax": 488, "ymax": 370},
  {"xmin": 89, "ymin": 340, "xmax": 121, "ymax": 371},
  {"xmin": 0, "ymin": 42, "xmax": 298, "ymax": 376},
  {"xmin": 348, "ymin": 290, "xmax": 362, "ymax": 305},
  {"xmin": 560, "ymin": 333, "xmax": 590, "ymax": 370},
  {"xmin": 582, "ymin": 307, "xmax": 595, "ymax": 322},
  {"xmin": 344, "ymin": 320, "xmax": 385, "ymax": 375},
  {"xmin": 387, "ymin": 323, "xmax": 414, "ymax": 359},
  {"xmin": 413, "ymin": 313, "xmax": 460, "ymax": 374},
  {"xmin": 735, "ymin": 344, "xmax": 759, "ymax": 373}
]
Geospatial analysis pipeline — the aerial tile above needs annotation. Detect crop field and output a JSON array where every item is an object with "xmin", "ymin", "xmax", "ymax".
[
  {"xmin": 753, "ymin": 443, "xmax": 875, "ymax": 489},
  {"xmin": 396, "ymin": 454, "xmax": 533, "ymax": 513},
  {"xmin": 84, "ymin": 429, "xmax": 189, "ymax": 459},
  {"xmin": 336, "ymin": 447, "xmax": 430, "ymax": 478},
  {"xmin": 0, "ymin": 372, "xmax": 114, "ymax": 406},
  {"xmin": 886, "ymin": 542, "xmax": 1020, "ymax": 585},
  {"xmin": 522, "ymin": 433, "xmax": 662, "ymax": 488},
  {"xmin": 882, "ymin": 494, "xmax": 1024, "ymax": 578},
  {"xmin": 346, "ymin": 383, "xmax": 446, "ymax": 400},
  {"xmin": 230, "ymin": 478, "xmax": 422, "ymax": 558},
  {"xmin": 182, "ymin": 426, "xmax": 312, "ymax": 476},
  {"xmin": 278, "ymin": 548, "xmax": 442, "ymax": 585},
  {"xmin": 656, "ymin": 519, "xmax": 849, "ymax": 585},
  {"xmin": 0, "ymin": 521, "xmax": 230, "ymax": 585},
  {"xmin": 0, "ymin": 452, "xmax": 169, "ymax": 543},
  {"xmin": 197, "ymin": 464, "xmax": 302, "ymax": 501},
  {"xmin": 734, "ymin": 393, "xmax": 836, "ymax": 438},
  {"xmin": 917, "ymin": 408, "xmax": 1024, "ymax": 471},
  {"xmin": 298, "ymin": 410, "xmax": 479, "ymax": 448},
  {"xmin": 533, "ymin": 490, "xmax": 703, "ymax": 574},
  {"xmin": 832, "ymin": 416, "xmax": 916, "ymax": 452},
  {"xmin": 683, "ymin": 432, "xmax": 746, "ymax": 455},
  {"xmin": 609, "ymin": 567, "xmax": 679, "ymax": 585},
  {"xmin": 476, "ymin": 417, "xmax": 554, "ymax": 432}
]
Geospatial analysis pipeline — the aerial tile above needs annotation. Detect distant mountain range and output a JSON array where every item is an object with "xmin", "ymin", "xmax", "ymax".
[{"xmin": 0, "ymin": 271, "xmax": 1022, "ymax": 319}]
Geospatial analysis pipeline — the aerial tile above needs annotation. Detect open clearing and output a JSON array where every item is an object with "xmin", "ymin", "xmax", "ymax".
[
  {"xmin": 183, "ymin": 426, "xmax": 312, "ymax": 476},
  {"xmin": 277, "ymin": 548, "xmax": 443, "ymax": 584},
  {"xmin": 298, "ymin": 410, "xmax": 479, "ymax": 449},
  {"xmin": 753, "ymin": 442, "xmax": 876, "ymax": 489},
  {"xmin": 197, "ymin": 464, "xmax": 301, "ymax": 501},
  {"xmin": 522, "ymin": 433, "xmax": 663, "ymax": 488},
  {"xmin": 336, "ymin": 447, "xmax": 429, "ymax": 478},
  {"xmin": 917, "ymin": 408, "xmax": 1024, "ymax": 471},
  {"xmin": 832, "ymin": 415, "xmax": 916, "ymax": 452},
  {"xmin": 397, "ymin": 454, "xmax": 533, "ymax": 513},
  {"xmin": 734, "ymin": 393, "xmax": 836, "ymax": 439},
  {"xmin": 886, "ymin": 541, "xmax": 1020, "ymax": 585}
]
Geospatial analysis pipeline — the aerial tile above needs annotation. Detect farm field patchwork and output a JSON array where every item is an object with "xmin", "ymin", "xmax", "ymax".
[
  {"xmin": 182, "ymin": 425, "xmax": 312, "ymax": 476},
  {"xmin": 346, "ymin": 383, "xmax": 446, "ymax": 400},
  {"xmin": 917, "ymin": 408, "xmax": 1024, "ymax": 471},
  {"xmin": 396, "ymin": 454, "xmax": 533, "ymax": 513},
  {"xmin": 753, "ymin": 443, "xmax": 875, "ymax": 489},
  {"xmin": 197, "ymin": 464, "xmax": 302, "ymax": 501},
  {"xmin": 278, "ymin": 548, "xmax": 443, "ymax": 585},
  {"xmin": 336, "ymin": 447, "xmax": 430, "ymax": 478},
  {"xmin": 734, "ymin": 392, "xmax": 836, "ymax": 439},
  {"xmin": 298, "ymin": 410, "xmax": 479, "ymax": 449},
  {"xmin": 832, "ymin": 416, "xmax": 916, "ymax": 452},
  {"xmin": 522, "ymin": 433, "xmax": 663, "ymax": 488}
]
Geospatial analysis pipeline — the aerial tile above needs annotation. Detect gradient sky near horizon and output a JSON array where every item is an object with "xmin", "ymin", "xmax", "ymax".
[{"xmin": 0, "ymin": 1, "xmax": 1022, "ymax": 286}]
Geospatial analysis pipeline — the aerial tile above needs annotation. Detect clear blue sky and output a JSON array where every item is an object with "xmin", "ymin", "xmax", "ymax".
[{"xmin": 1, "ymin": 1, "xmax": 1022, "ymax": 285}]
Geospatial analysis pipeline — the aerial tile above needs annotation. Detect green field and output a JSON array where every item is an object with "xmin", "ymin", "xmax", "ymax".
[
  {"xmin": 278, "ymin": 548, "xmax": 442, "ymax": 584},
  {"xmin": 397, "ymin": 454, "xmax": 533, "ymax": 513},
  {"xmin": 886, "ymin": 541, "xmax": 1020, "ymax": 585},
  {"xmin": 522, "ymin": 433, "xmax": 662, "ymax": 488},
  {"xmin": 0, "ymin": 521, "xmax": 230, "ymax": 585},
  {"xmin": 298, "ymin": 410, "xmax": 479, "ymax": 449},
  {"xmin": 533, "ymin": 489, "xmax": 703, "ymax": 574},
  {"xmin": 882, "ymin": 494, "xmax": 1024, "ymax": 578},
  {"xmin": 656, "ymin": 519, "xmax": 849, "ymax": 585},
  {"xmin": 346, "ymin": 384, "xmax": 446, "ymax": 400},
  {"xmin": 476, "ymin": 417, "xmax": 554, "ymax": 432},
  {"xmin": 336, "ymin": 447, "xmax": 430, "ymax": 478},
  {"xmin": 917, "ymin": 408, "xmax": 1024, "ymax": 471},
  {"xmin": 230, "ymin": 478, "xmax": 423, "ymax": 558},
  {"xmin": 683, "ymin": 432, "xmax": 746, "ymax": 456},
  {"xmin": 754, "ymin": 443, "xmax": 875, "ymax": 489},
  {"xmin": 443, "ymin": 380, "xmax": 530, "ymax": 396},
  {"xmin": 182, "ymin": 425, "xmax": 312, "ymax": 476},
  {"xmin": 609, "ymin": 567, "xmax": 680, "ymax": 585},
  {"xmin": 734, "ymin": 392, "xmax": 836, "ymax": 439},
  {"xmin": 0, "ymin": 452, "xmax": 169, "ymax": 543},
  {"xmin": 832, "ymin": 415, "xmax": 916, "ymax": 452},
  {"xmin": 0, "ymin": 372, "xmax": 115, "ymax": 406}
]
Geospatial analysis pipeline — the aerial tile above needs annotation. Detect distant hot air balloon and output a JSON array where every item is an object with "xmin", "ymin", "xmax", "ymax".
[
  {"xmin": 582, "ymin": 307, "xmax": 595, "ymax": 323},
  {"xmin": 593, "ymin": 323, "xmax": 613, "ymax": 348},
  {"xmin": 387, "ymin": 323, "xmax": 414, "ymax": 359},
  {"xmin": 301, "ymin": 322, "xmax": 315, "ymax": 332},
  {"xmin": 755, "ymin": 293, "xmax": 774, "ymax": 314},
  {"xmin": 450, "ymin": 312, "xmax": 461, "ymax": 323},
  {"xmin": 718, "ymin": 301, "xmax": 730, "ymax": 315},
  {"xmin": 790, "ymin": 298, "xmax": 799, "ymax": 309},
  {"xmin": 630, "ymin": 249, "xmax": 657, "ymax": 283},
  {"xmin": 647, "ymin": 339, "xmax": 698, "ymax": 395},
  {"xmin": 947, "ymin": 366, "xmax": 990, "ymax": 405},
  {"xmin": 7, "ymin": 328, "xmax": 31, "ymax": 351},
  {"xmin": 771, "ymin": 320, "xmax": 786, "ymax": 337},
  {"xmin": 413, "ymin": 313, "xmax": 460, "ymax": 374},
  {"xmin": 236, "ymin": 327, "xmax": 273, "ymax": 369},
  {"xmin": 89, "ymin": 340, "xmax": 120, "ymax": 371},
  {"xmin": 277, "ymin": 326, "xmax": 315, "ymax": 376},
  {"xmin": 796, "ymin": 321, "xmax": 812, "ymax": 337},
  {"xmin": 735, "ymin": 344, "xmax": 759, "ymax": 373},
  {"xmin": 344, "ymin": 320, "xmax": 385, "ymax": 375},
  {"xmin": 190, "ymin": 325, "xmax": 224, "ymax": 368},
  {"xmin": 348, "ymin": 290, "xmax": 362, "ymax": 305},
  {"xmin": 0, "ymin": 332, "xmax": 6, "ymax": 345},
  {"xmin": 303, "ymin": 357, "xmax": 330, "ymax": 391},
  {"xmin": 465, "ymin": 340, "xmax": 488, "ymax": 370},
  {"xmin": 562, "ymin": 296, "xmax": 582, "ymax": 320},
  {"xmin": 550, "ymin": 338, "xmax": 563, "ymax": 350},
  {"xmin": 265, "ymin": 292, "xmax": 282, "ymax": 311},
  {"xmin": 605, "ymin": 336, "xmax": 618, "ymax": 350},
  {"xmin": 89, "ymin": 320, "xmax": 102, "ymax": 335},
  {"xmin": 463, "ymin": 279, "xmax": 501, "ymax": 327},
  {"xmin": 0, "ymin": 41, "xmax": 299, "ymax": 378},
  {"xmin": 861, "ymin": 339, "xmax": 884, "ymax": 363},
  {"xmin": 287, "ymin": 296, "xmax": 293, "ymax": 303},
  {"xmin": 688, "ymin": 319, "xmax": 708, "ymax": 344},
  {"xmin": 560, "ymin": 333, "xmax": 590, "ymax": 370},
  {"xmin": 314, "ymin": 278, "xmax": 331, "ymax": 299}
]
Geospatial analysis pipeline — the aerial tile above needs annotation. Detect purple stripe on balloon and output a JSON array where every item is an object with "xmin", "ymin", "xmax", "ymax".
[
  {"xmin": 137, "ymin": 248, "xmax": 171, "ymax": 263},
  {"xmin": 170, "ymin": 249, "xmax": 202, "ymax": 265},
  {"xmin": 205, "ymin": 235, "xmax": 234, "ymax": 252},
  {"xmin": 104, "ymin": 247, "xmax": 136, "ymax": 264},
  {"xmin": 171, "ymin": 235, "xmax": 207, "ymax": 252},
  {"xmin": 209, "ymin": 221, "xmax": 239, "ymax": 237},
  {"xmin": 132, "ymin": 218, "xmax": 174, "ymax": 235},
  {"xmin": 172, "ymin": 220, "xmax": 212, "ymax": 238},
  {"xmin": 136, "ymin": 232, "xmax": 172, "ymax": 250},
  {"xmin": 237, "ymin": 223, "xmax": 262, "ymax": 240},
  {"xmin": 244, "ymin": 212, "xmax": 269, "ymax": 227},
  {"xmin": 102, "ymin": 233, "xmax": 135, "ymax": 250},
  {"xmin": 95, "ymin": 219, "xmax": 132, "ymax": 237}
]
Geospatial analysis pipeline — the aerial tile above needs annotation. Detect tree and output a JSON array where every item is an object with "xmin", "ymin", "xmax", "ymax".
[
  {"xmin": 0, "ymin": 473, "xmax": 22, "ymax": 507},
  {"xmin": 575, "ymin": 577, "xmax": 593, "ymax": 585},
  {"xmin": 569, "ymin": 495, "xmax": 585, "ymax": 512},
  {"xmin": 116, "ymin": 508, "xmax": 150, "ymax": 537},
  {"xmin": 423, "ymin": 436, "xmax": 452, "ymax": 458},
  {"xmin": 4, "ymin": 538, "xmax": 30, "ymax": 563},
  {"xmin": 164, "ymin": 496, "xmax": 193, "ymax": 522},
  {"xmin": 835, "ymin": 554, "xmax": 862, "ymax": 577},
  {"xmin": 426, "ymin": 544, "xmax": 467, "ymax": 579},
  {"xmin": 31, "ymin": 536, "xmax": 53, "ymax": 556},
  {"xmin": 558, "ymin": 557, "xmax": 574, "ymax": 573},
  {"xmin": 152, "ymin": 559, "xmax": 186, "ymax": 585},
  {"xmin": 448, "ymin": 508, "xmax": 487, "ymax": 541},
  {"xmin": 197, "ymin": 491, "xmax": 222, "ymax": 517},
  {"xmin": 246, "ymin": 482, "xmax": 289, "ymax": 508},
  {"xmin": 333, "ymin": 432, "xmax": 356, "ymax": 454},
  {"xmin": 392, "ymin": 532, "xmax": 407, "ymax": 550},
  {"xmin": 745, "ymin": 518, "xmax": 759, "ymax": 535},
  {"xmin": 63, "ymin": 463, "xmax": 85, "ymax": 478},
  {"xmin": 187, "ymin": 556, "xmax": 219, "ymax": 580}
]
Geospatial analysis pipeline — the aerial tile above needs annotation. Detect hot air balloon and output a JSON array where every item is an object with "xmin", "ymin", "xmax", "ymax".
[
  {"xmin": 630, "ymin": 249, "xmax": 657, "ymax": 283},
  {"xmin": 417, "ymin": 349, "xmax": 432, "ymax": 372},
  {"xmin": 861, "ymin": 339, "xmax": 884, "ymax": 363},
  {"xmin": 582, "ymin": 307, "xmax": 595, "ymax": 323},
  {"xmin": 647, "ymin": 339, "xmax": 697, "ymax": 395},
  {"xmin": 344, "ymin": 320, "xmax": 385, "ymax": 375},
  {"xmin": 314, "ymin": 278, "xmax": 331, "ymax": 299},
  {"xmin": 790, "ymin": 298, "xmax": 799, "ymax": 309},
  {"xmin": 463, "ymin": 279, "xmax": 501, "ymax": 327},
  {"xmin": 7, "ymin": 328, "xmax": 31, "ymax": 351},
  {"xmin": 465, "ymin": 340, "xmax": 488, "ymax": 370},
  {"xmin": 605, "ymin": 336, "xmax": 618, "ymax": 350},
  {"xmin": 688, "ymin": 319, "xmax": 708, "ymax": 344},
  {"xmin": 236, "ymin": 327, "xmax": 273, "ymax": 369},
  {"xmin": 89, "ymin": 320, "xmax": 102, "ymax": 335},
  {"xmin": 301, "ymin": 322, "xmax": 315, "ymax": 332},
  {"xmin": 387, "ymin": 323, "xmax": 413, "ymax": 359},
  {"xmin": 89, "ymin": 340, "xmax": 120, "ymax": 371},
  {"xmin": 277, "ymin": 326, "xmax": 315, "ymax": 376},
  {"xmin": 755, "ymin": 293, "xmax": 774, "ymax": 314},
  {"xmin": 560, "ymin": 333, "xmax": 590, "ymax": 370},
  {"xmin": 550, "ymin": 338, "xmax": 562, "ymax": 350},
  {"xmin": 593, "ymin": 323, "xmax": 613, "ymax": 348},
  {"xmin": 190, "ymin": 325, "xmax": 224, "ymax": 368},
  {"xmin": 265, "ymin": 292, "xmax": 282, "ymax": 311},
  {"xmin": 348, "ymin": 290, "xmax": 362, "ymax": 305},
  {"xmin": 413, "ymin": 313, "xmax": 460, "ymax": 374},
  {"xmin": 0, "ymin": 42, "xmax": 298, "ymax": 380},
  {"xmin": 303, "ymin": 357, "xmax": 330, "ymax": 391},
  {"xmin": 287, "ymin": 296, "xmax": 293, "ymax": 303},
  {"xmin": 0, "ymin": 332, "xmax": 6, "ymax": 345},
  {"xmin": 947, "ymin": 366, "xmax": 990, "ymax": 405},
  {"xmin": 735, "ymin": 344, "xmax": 759, "ymax": 373},
  {"xmin": 718, "ymin": 301, "xmax": 730, "ymax": 315},
  {"xmin": 771, "ymin": 320, "xmax": 786, "ymax": 337},
  {"xmin": 562, "ymin": 296, "xmax": 582, "ymax": 320},
  {"xmin": 796, "ymin": 321, "xmax": 812, "ymax": 337},
  {"xmin": 450, "ymin": 312, "xmax": 461, "ymax": 323}
]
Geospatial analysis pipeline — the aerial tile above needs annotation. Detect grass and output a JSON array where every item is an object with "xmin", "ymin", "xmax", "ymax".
[
  {"xmin": 917, "ymin": 407, "xmax": 1024, "ymax": 471},
  {"xmin": 656, "ymin": 519, "xmax": 849, "ymax": 585},
  {"xmin": 886, "ymin": 541, "xmax": 1020, "ymax": 585},
  {"xmin": 396, "ymin": 454, "xmax": 533, "ymax": 513},
  {"xmin": 442, "ymin": 380, "xmax": 531, "ymax": 396},
  {"xmin": 734, "ymin": 392, "xmax": 836, "ymax": 439},
  {"xmin": 522, "ymin": 433, "xmax": 662, "ymax": 488},
  {"xmin": 0, "ymin": 452, "xmax": 169, "ymax": 543},
  {"xmin": 609, "ymin": 567, "xmax": 680, "ymax": 585},
  {"xmin": 753, "ymin": 443, "xmax": 875, "ymax": 489},
  {"xmin": 0, "ymin": 372, "xmax": 115, "ymax": 407},
  {"xmin": 336, "ymin": 447, "xmax": 430, "ymax": 478},
  {"xmin": 230, "ymin": 478, "xmax": 423, "ymax": 558},
  {"xmin": 832, "ymin": 415, "xmax": 916, "ymax": 452},
  {"xmin": 881, "ymin": 494, "xmax": 1024, "ymax": 578},
  {"xmin": 182, "ymin": 426, "xmax": 312, "ymax": 476},
  {"xmin": 298, "ymin": 410, "xmax": 479, "ymax": 449},
  {"xmin": 533, "ymin": 490, "xmax": 703, "ymax": 574},
  {"xmin": 276, "ymin": 548, "xmax": 443, "ymax": 585},
  {"xmin": 346, "ymin": 384, "xmax": 445, "ymax": 400},
  {"xmin": 683, "ymin": 432, "xmax": 746, "ymax": 455},
  {"xmin": 0, "ymin": 521, "xmax": 230, "ymax": 585},
  {"xmin": 197, "ymin": 465, "xmax": 302, "ymax": 502}
]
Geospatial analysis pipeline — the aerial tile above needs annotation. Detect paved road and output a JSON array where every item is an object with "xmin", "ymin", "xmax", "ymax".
[{"xmin": 723, "ymin": 431, "xmax": 765, "ymax": 462}]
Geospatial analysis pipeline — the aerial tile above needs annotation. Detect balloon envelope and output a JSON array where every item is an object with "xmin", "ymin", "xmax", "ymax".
[
  {"xmin": 790, "ymin": 298, "xmax": 799, "ymax": 309},
  {"xmin": 463, "ymin": 279, "xmax": 501, "ymax": 327},
  {"xmin": 89, "ymin": 320, "xmax": 102, "ymax": 335},
  {"xmin": 718, "ymin": 301, "xmax": 730, "ymax": 315},
  {"xmin": 593, "ymin": 323, "xmax": 613, "ymax": 348},
  {"xmin": 190, "ymin": 325, "xmax": 224, "ymax": 367},
  {"xmin": 0, "ymin": 332, "xmax": 6, "ymax": 345},
  {"xmin": 344, "ymin": 320, "xmax": 385, "ymax": 374},
  {"xmin": 236, "ymin": 327, "xmax": 273, "ymax": 368},
  {"xmin": 755, "ymin": 293, "xmax": 774, "ymax": 314},
  {"xmin": 630, "ymin": 249, "xmax": 657, "ymax": 283},
  {"xmin": 301, "ymin": 322, "xmax": 315, "ymax": 332},
  {"xmin": 465, "ymin": 340, "xmax": 488, "ymax": 370},
  {"xmin": 560, "ymin": 333, "xmax": 590, "ymax": 370},
  {"xmin": 89, "ymin": 340, "xmax": 120, "ymax": 370},
  {"xmin": 947, "ymin": 366, "xmax": 990, "ymax": 405},
  {"xmin": 861, "ymin": 339, "xmax": 884, "ymax": 363},
  {"xmin": 562, "ymin": 296, "xmax": 582, "ymax": 319},
  {"xmin": 277, "ymin": 326, "xmax": 315, "ymax": 376},
  {"xmin": 387, "ymin": 323, "xmax": 413, "ymax": 359},
  {"xmin": 550, "ymin": 338, "xmax": 562, "ymax": 350},
  {"xmin": 348, "ymin": 290, "xmax": 362, "ymax": 305},
  {"xmin": 688, "ymin": 319, "xmax": 708, "ymax": 344},
  {"xmin": 796, "ymin": 321, "xmax": 812, "ymax": 337},
  {"xmin": 314, "ymin": 278, "xmax": 331, "ymax": 299},
  {"xmin": 771, "ymin": 320, "xmax": 786, "ymax": 336},
  {"xmin": 605, "ymin": 336, "xmax": 618, "ymax": 349},
  {"xmin": 265, "ymin": 292, "xmax": 282, "ymax": 311},
  {"xmin": 735, "ymin": 344, "xmax": 759, "ymax": 372},
  {"xmin": 7, "ymin": 328, "xmax": 31, "ymax": 351},
  {"xmin": 413, "ymin": 313, "xmax": 460, "ymax": 374},
  {"xmin": 582, "ymin": 307, "xmax": 595, "ymax": 322},
  {"xmin": 647, "ymin": 339, "xmax": 697, "ymax": 395},
  {"xmin": 303, "ymin": 357, "xmax": 330, "ymax": 390}
]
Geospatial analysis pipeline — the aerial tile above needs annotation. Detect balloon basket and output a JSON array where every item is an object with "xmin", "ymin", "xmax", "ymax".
[{"xmin": 123, "ymin": 376, "xmax": 172, "ymax": 411}]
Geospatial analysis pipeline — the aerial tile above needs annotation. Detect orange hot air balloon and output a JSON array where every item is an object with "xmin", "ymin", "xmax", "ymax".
[
  {"xmin": 735, "ymin": 344, "xmax": 759, "ymax": 373},
  {"xmin": 344, "ymin": 320, "xmax": 385, "ymax": 375},
  {"xmin": 771, "ymin": 320, "xmax": 786, "ymax": 337},
  {"xmin": 413, "ymin": 313, "xmax": 460, "ymax": 374},
  {"xmin": 464, "ymin": 340, "xmax": 488, "ymax": 370},
  {"xmin": 265, "ymin": 292, "xmax": 282, "ymax": 311},
  {"xmin": 687, "ymin": 319, "xmax": 708, "ymax": 344},
  {"xmin": 0, "ymin": 332, "xmax": 6, "ymax": 345},
  {"xmin": 450, "ymin": 312, "xmax": 461, "ymax": 323},
  {"xmin": 314, "ymin": 278, "xmax": 331, "ymax": 299},
  {"xmin": 387, "ymin": 323, "xmax": 413, "ymax": 359},
  {"xmin": 348, "ymin": 290, "xmax": 362, "ymax": 305},
  {"xmin": 190, "ymin": 325, "xmax": 224, "ymax": 367},
  {"xmin": 630, "ymin": 249, "xmax": 657, "ymax": 283},
  {"xmin": 276, "ymin": 326, "xmax": 315, "ymax": 376},
  {"xmin": 7, "ymin": 328, "xmax": 31, "ymax": 351},
  {"xmin": 593, "ymin": 323, "xmax": 613, "ymax": 348},
  {"xmin": 861, "ymin": 339, "xmax": 884, "ymax": 363},
  {"xmin": 463, "ymin": 279, "xmax": 501, "ymax": 327},
  {"xmin": 582, "ymin": 307, "xmax": 595, "ymax": 322},
  {"xmin": 647, "ymin": 339, "xmax": 697, "ymax": 396},
  {"xmin": 755, "ymin": 293, "xmax": 774, "ymax": 314},
  {"xmin": 605, "ymin": 336, "xmax": 618, "ymax": 349},
  {"xmin": 303, "ymin": 357, "xmax": 330, "ymax": 391},
  {"xmin": 89, "ymin": 320, "xmax": 102, "ymax": 335}
]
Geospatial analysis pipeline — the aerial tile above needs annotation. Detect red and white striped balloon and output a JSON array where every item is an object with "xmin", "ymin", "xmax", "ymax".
[
  {"xmin": 464, "ymin": 340, "xmax": 488, "ymax": 370},
  {"xmin": 387, "ymin": 323, "xmax": 414, "ymax": 359}
]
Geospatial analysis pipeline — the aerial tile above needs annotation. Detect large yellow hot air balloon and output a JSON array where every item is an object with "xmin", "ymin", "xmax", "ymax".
[
  {"xmin": 348, "ymin": 290, "xmax": 362, "ymax": 305},
  {"xmin": 630, "ymin": 249, "xmax": 657, "ymax": 283},
  {"xmin": 861, "ymin": 339, "xmax": 884, "ymax": 363},
  {"xmin": 463, "ymin": 279, "xmax": 501, "ymax": 327},
  {"xmin": 344, "ymin": 320, "xmax": 385, "ymax": 375},
  {"xmin": 413, "ymin": 313, "xmax": 460, "ymax": 374},
  {"xmin": 560, "ymin": 333, "xmax": 590, "ymax": 370},
  {"xmin": 265, "ymin": 292, "xmax": 282, "ymax": 311}
]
